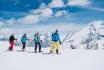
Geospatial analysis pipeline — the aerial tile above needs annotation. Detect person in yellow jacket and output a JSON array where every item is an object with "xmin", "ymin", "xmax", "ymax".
[{"xmin": 50, "ymin": 30, "xmax": 61, "ymax": 54}]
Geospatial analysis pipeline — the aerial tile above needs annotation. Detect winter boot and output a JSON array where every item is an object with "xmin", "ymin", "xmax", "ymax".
[
  {"xmin": 50, "ymin": 50, "xmax": 53, "ymax": 53},
  {"xmin": 9, "ymin": 47, "xmax": 13, "ymax": 51},
  {"xmin": 34, "ymin": 49, "xmax": 37, "ymax": 53},
  {"xmin": 39, "ymin": 51, "xmax": 42, "ymax": 53},
  {"xmin": 22, "ymin": 49, "xmax": 25, "ymax": 52},
  {"xmin": 56, "ymin": 49, "xmax": 59, "ymax": 54}
]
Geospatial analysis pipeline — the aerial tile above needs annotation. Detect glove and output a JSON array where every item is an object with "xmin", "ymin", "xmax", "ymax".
[
  {"xmin": 15, "ymin": 39, "xmax": 17, "ymax": 41},
  {"xmin": 60, "ymin": 41, "xmax": 62, "ymax": 44}
]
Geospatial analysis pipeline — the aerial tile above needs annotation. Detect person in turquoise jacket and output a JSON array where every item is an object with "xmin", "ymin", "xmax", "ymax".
[
  {"xmin": 34, "ymin": 32, "xmax": 42, "ymax": 53},
  {"xmin": 21, "ymin": 34, "xmax": 28, "ymax": 51}
]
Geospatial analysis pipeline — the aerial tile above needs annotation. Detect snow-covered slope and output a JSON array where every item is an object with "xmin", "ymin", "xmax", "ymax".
[
  {"xmin": 0, "ymin": 41, "xmax": 104, "ymax": 70},
  {"xmin": 0, "ymin": 41, "xmax": 9, "ymax": 51},
  {"xmin": 63, "ymin": 20, "xmax": 104, "ymax": 49}
]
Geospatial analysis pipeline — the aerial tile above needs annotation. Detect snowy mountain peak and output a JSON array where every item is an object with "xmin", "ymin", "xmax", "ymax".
[
  {"xmin": 88, "ymin": 20, "xmax": 104, "ymax": 30},
  {"xmin": 63, "ymin": 20, "xmax": 104, "ymax": 49}
]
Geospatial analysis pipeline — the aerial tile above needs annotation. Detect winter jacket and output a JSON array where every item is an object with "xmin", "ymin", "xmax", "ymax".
[
  {"xmin": 9, "ymin": 36, "xmax": 16, "ymax": 42},
  {"xmin": 21, "ymin": 35, "xmax": 27, "ymax": 43},
  {"xmin": 34, "ymin": 35, "xmax": 41, "ymax": 43},
  {"xmin": 52, "ymin": 33, "xmax": 60, "ymax": 42}
]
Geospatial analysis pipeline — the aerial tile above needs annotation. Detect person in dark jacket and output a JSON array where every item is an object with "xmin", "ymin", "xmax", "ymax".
[
  {"xmin": 9, "ymin": 34, "xmax": 17, "ymax": 51},
  {"xmin": 34, "ymin": 32, "xmax": 42, "ymax": 53},
  {"xmin": 21, "ymin": 34, "xmax": 28, "ymax": 51},
  {"xmin": 50, "ymin": 30, "xmax": 61, "ymax": 54}
]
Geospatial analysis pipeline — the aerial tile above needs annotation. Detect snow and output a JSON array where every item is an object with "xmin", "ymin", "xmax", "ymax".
[
  {"xmin": 1, "ymin": 20, "xmax": 104, "ymax": 70},
  {"xmin": 65, "ymin": 20, "xmax": 104, "ymax": 49},
  {"xmin": 0, "ymin": 41, "xmax": 104, "ymax": 70}
]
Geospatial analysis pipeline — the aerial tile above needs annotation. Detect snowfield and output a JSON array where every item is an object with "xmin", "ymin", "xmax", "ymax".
[
  {"xmin": 0, "ymin": 41, "xmax": 104, "ymax": 70},
  {"xmin": 1, "ymin": 21, "xmax": 104, "ymax": 70},
  {"xmin": 63, "ymin": 20, "xmax": 104, "ymax": 49}
]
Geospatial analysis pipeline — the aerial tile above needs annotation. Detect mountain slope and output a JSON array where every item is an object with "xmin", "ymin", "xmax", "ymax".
[
  {"xmin": 63, "ymin": 20, "xmax": 104, "ymax": 49},
  {"xmin": 0, "ymin": 41, "xmax": 104, "ymax": 70}
]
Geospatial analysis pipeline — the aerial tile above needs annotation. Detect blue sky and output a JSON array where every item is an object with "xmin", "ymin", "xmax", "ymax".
[{"xmin": 0, "ymin": 0, "xmax": 104, "ymax": 33}]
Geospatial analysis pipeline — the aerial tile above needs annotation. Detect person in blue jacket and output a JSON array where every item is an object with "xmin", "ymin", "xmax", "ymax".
[
  {"xmin": 50, "ymin": 30, "xmax": 61, "ymax": 54},
  {"xmin": 21, "ymin": 34, "xmax": 28, "ymax": 51},
  {"xmin": 34, "ymin": 32, "xmax": 42, "ymax": 53}
]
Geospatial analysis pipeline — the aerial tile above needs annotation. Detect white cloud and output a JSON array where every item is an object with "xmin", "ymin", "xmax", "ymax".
[
  {"xmin": 6, "ymin": 8, "xmax": 53, "ymax": 25},
  {"xmin": 29, "ymin": 2, "xmax": 49, "ymax": 15},
  {"xmin": 30, "ymin": 3, "xmax": 53, "ymax": 19},
  {"xmin": 18, "ymin": 15, "xmax": 40, "ymax": 24},
  {"xmin": 49, "ymin": 0, "xmax": 64, "ymax": 8},
  {"xmin": 67, "ymin": 0, "xmax": 91, "ymax": 6},
  {"xmin": 5, "ymin": 15, "xmax": 40, "ymax": 25},
  {"xmin": 29, "ymin": 8, "xmax": 53, "ymax": 20},
  {"xmin": 29, "ymin": 9, "xmax": 40, "ymax": 15},
  {"xmin": 34, "ymin": 3, "xmax": 53, "ymax": 18},
  {"xmin": 55, "ymin": 10, "xmax": 68, "ymax": 17},
  {"xmin": 40, "ymin": 8, "xmax": 53, "ymax": 18},
  {"xmin": 6, "ymin": 18, "xmax": 16, "ymax": 25},
  {"xmin": 39, "ymin": 3, "xmax": 48, "ymax": 10},
  {"xmin": 0, "ymin": 21, "xmax": 4, "ymax": 26}
]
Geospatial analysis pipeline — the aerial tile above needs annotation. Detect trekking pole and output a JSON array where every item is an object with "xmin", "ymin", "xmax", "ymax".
[{"xmin": 27, "ymin": 39, "xmax": 32, "ymax": 53}]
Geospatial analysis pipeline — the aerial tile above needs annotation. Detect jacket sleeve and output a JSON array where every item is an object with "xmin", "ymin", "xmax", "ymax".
[
  {"xmin": 13, "ymin": 37, "xmax": 17, "ymax": 40},
  {"xmin": 58, "ymin": 35, "xmax": 61, "ymax": 44},
  {"xmin": 21, "ymin": 36, "xmax": 23, "ymax": 42},
  {"xmin": 9, "ymin": 36, "xmax": 11, "ymax": 41},
  {"xmin": 34, "ymin": 36, "xmax": 36, "ymax": 41},
  {"xmin": 52, "ymin": 33, "xmax": 54, "ymax": 41}
]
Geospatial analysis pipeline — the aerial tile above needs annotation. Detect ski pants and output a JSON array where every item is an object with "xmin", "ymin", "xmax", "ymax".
[
  {"xmin": 50, "ymin": 41, "xmax": 60, "ymax": 52},
  {"xmin": 22, "ymin": 42, "xmax": 26, "ymax": 50},
  {"xmin": 35, "ymin": 42, "xmax": 41, "ymax": 51},
  {"xmin": 9, "ymin": 41, "xmax": 14, "ymax": 50}
]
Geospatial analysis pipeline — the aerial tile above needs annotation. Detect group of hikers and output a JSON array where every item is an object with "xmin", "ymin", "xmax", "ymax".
[{"xmin": 8, "ymin": 30, "xmax": 61, "ymax": 54}]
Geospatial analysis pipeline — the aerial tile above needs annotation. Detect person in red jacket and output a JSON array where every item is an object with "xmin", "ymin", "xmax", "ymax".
[{"xmin": 9, "ymin": 34, "xmax": 17, "ymax": 51}]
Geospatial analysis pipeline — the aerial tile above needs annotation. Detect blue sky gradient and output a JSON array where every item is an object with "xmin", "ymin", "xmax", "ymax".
[{"xmin": 0, "ymin": 0, "xmax": 104, "ymax": 33}]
